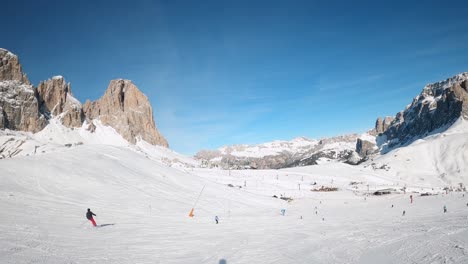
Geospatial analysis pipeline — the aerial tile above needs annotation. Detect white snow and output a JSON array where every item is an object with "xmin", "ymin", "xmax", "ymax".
[
  {"xmin": 64, "ymin": 94, "xmax": 82, "ymax": 107},
  {"xmin": 0, "ymin": 48, "xmax": 18, "ymax": 58},
  {"xmin": 369, "ymin": 117, "xmax": 468, "ymax": 187},
  {"xmin": 359, "ymin": 132, "xmax": 376, "ymax": 143},
  {"xmin": 214, "ymin": 138, "xmax": 322, "ymax": 159},
  {"xmin": 1, "ymin": 117, "xmax": 468, "ymax": 263},
  {"xmin": 0, "ymin": 118, "xmax": 198, "ymax": 168}
]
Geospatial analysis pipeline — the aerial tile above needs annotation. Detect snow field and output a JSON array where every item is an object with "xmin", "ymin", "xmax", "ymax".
[{"xmin": 1, "ymin": 143, "xmax": 468, "ymax": 263}]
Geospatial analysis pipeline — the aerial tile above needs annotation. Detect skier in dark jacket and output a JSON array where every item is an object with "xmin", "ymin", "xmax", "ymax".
[{"xmin": 86, "ymin": 208, "xmax": 97, "ymax": 227}]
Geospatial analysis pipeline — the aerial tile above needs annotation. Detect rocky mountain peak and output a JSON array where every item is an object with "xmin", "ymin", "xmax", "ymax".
[
  {"xmin": 36, "ymin": 76, "xmax": 84, "ymax": 127},
  {"xmin": 83, "ymin": 79, "xmax": 168, "ymax": 147},
  {"xmin": 421, "ymin": 72, "xmax": 468, "ymax": 96},
  {"xmin": 0, "ymin": 48, "xmax": 30, "ymax": 84},
  {"xmin": 0, "ymin": 48, "xmax": 168, "ymax": 147},
  {"xmin": 375, "ymin": 116, "xmax": 395, "ymax": 134},
  {"xmin": 0, "ymin": 49, "xmax": 46, "ymax": 132},
  {"xmin": 376, "ymin": 72, "xmax": 468, "ymax": 150}
]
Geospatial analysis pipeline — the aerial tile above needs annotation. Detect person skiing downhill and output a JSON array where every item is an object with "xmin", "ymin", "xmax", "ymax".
[
  {"xmin": 443, "ymin": 205, "xmax": 447, "ymax": 213},
  {"xmin": 86, "ymin": 208, "xmax": 97, "ymax": 227},
  {"xmin": 215, "ymin": 216, "xmax": 219, "ymax": 224}
]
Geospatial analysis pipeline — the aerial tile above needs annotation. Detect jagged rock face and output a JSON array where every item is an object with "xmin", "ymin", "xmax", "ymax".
[
  {"xmin": 356, "ymin": 138, "xmax": 375, "ymax": 157},
  {"xmin": 37, "ymin": 76, "xmax": 84, "ymax": 128},
  {"xmin": 375, "ymin": 116, "xmax": 394, "ymax": 134},
  {"xmin": 0, "ymin": 106, "xmax": 4, "ymax": 127},
  {"xmin": 0, "ymin": 48, "xmax": 168, "ymax": 147},
  {"xmin": 0, "ymin": 81, "xmax": 46, "ymax": 132},
  {"xmin": 0, "ymin": 50, "xmax": 46, "ymax": 132},
  {"xmin": 377, "ymin": 73, "xmax": 468, "ymax": 149},
  {"xmin": 83, "ymin": 79, "xmax": 168, "ymax": 147},
  {"xmin": 0, "ymin": 48, "xmax": 30, "ymax": 84}
]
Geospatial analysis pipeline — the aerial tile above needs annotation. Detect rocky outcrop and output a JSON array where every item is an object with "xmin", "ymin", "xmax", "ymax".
[
  {"xmin": 0, "ymin": 48, "xmax": 30, "ymax": 84},
  {"xmin": 0, "ymin": 81, "xmax": 47, "ymax": 132},
  {"xmin": 83, "ymin": 79, "xmax": 168, "ymax": 147},
  {"xmin": 376, "ymin": 73, "xmax": 468, "ymax": 150},
  {"xmin": 37, "ymin": 76, "xmax": 84, "ymax": 128},
  {"xmin": 356, "ymin": 138, "xmax": 375, "ymax": 157},
  {"xmin": 0, "ymin": 49, "xmax": 46, "ymax": 132},
  {"xmin": 375, "ymin": 116, "xmax": 394, "ymax": 134}
]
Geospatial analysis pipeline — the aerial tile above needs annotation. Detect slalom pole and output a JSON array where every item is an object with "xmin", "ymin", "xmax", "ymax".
[{"xmin": 189, "ymin": 185, "xmax": 205, "ymax": 217}]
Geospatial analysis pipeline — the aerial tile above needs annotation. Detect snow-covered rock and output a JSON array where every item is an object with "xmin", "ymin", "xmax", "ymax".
[
  {"xmin": 0, "ymin": 80, "xmax": 46, "ymax": 132},
  {"xmin": 0, "ymin": 49, "xmax": 47, "ymax": 132},
  {"xmin": 83, "ymin": 79, "xmax": 168, "ymax": 147},
  {"xmin": 0, "ymin": 48, "xmax": 30, "ymax": 84},
  {"xmin": 37, "ymin": 76, "xmax": 84, "ymax": 128},
  {"xmin": 376, "ymin": 72, "xmax": 468, "ymax": 151}
]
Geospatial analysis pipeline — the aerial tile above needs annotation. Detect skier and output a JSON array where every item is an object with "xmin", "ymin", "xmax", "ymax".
[
  {"xmin": 391, "ymin": 204, "xmax": 394, "ymax": 208},
  {"xmin": 215, "ymin": 215, "xmax": 219, "ymax": 224},
  {"xmin": 443, "ymin": 205, "xmax": 447, "ymax": 213},
  {"xmin": 86, "ymin": 208, "xmax": 97, "ymax": 227},
  {"xmin": 280, "ymin": 209, "xmax": 286, "ymax": 216},
  {"xmin": 410, "ymin": 195, "xmax": 413, "ymax": 203},
  {"xmin": 402, "ymin": 210, "xmax": 406, "ymax": 216}
]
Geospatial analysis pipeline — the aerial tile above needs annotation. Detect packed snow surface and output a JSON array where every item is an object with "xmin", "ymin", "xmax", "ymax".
[
  {"xmin": 1, "ymin": 147, "xmax": 468, "ymax": 263},
  {"xmin": 371, "ymin": 118, "xmax": 468, "ymax": 187},
  {"xmin": 1, "ymin": 119, "xmax": 468, "ymax": 263}
]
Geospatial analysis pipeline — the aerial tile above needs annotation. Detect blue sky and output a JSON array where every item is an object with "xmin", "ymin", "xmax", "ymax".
[{"xmin": 3, "ymin": 0, "xmax": 468, "ymax": 154}]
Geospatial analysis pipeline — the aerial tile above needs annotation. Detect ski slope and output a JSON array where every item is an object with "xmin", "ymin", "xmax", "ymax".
[
  {"xmin": 371, "ymin": 118, "xmax": 468, "ymax": 187},
  {"xmin": 1, "ymin": 140, "xmax": 468, "ymax": 263}
]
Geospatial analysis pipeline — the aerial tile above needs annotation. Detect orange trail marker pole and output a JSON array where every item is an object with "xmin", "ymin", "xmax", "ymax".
[{"xmin": 189, "ymin": 185, "xmax": 205, "ymax": 217}]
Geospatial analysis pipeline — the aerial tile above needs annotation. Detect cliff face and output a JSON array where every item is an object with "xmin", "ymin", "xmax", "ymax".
[
  {"xmin": 37, "ymin": 76, "xmax": 84, "ymax": 128},
  {"xmin": 0, "ymin": 48, "xmax": 30, "ymax": 84},
  {"xmin": 0, "ymin": 49, "xmax": 46, "ymax": 132},
  {"xmin": 376, "ymin": 73, "xmax": 468, "ymax": 150},
  {"xmin": 83, "ymin": 79, "xmax": 168, "ymax": 147},
  {"xmin": 0, "ymin": 48, "xmax": 168, "ymax": 147}
]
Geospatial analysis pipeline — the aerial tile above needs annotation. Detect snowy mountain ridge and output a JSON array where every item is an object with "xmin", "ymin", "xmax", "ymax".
[
  {"xmin": 375, "ymin": 72, "xmax": 468, "ymax": 152},
  {"xmin": 197, "ymin": 72, "xmax": 468, "ymax": 170},
  {"xmin": 195, "ymin": 133, "xmax": 375, "ymax": 169}
]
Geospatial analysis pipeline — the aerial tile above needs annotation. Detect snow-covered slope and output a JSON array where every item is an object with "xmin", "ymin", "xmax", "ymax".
[
  {"xmin": 1, "ymin": 142, "xmax": 468, "ymax": 263},
  {"xmin": 368, "ymin": 118, "xmax": 468, "ymax": 187},
  {"xmin": 0, "ymin": 118, "xmax": 198, "ymax": 167}
]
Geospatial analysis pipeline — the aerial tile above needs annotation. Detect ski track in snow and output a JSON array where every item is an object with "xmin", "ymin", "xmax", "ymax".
[
  {"xmin": 1, "ymin": 119, "xmax": 468, "ymax": 263},
  {"xmin": 1, "ymin": 145, "xmax": 468, "ymax": 263}
]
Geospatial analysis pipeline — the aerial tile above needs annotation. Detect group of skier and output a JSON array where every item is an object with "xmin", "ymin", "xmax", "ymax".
[
  {"xmin": 84, "ymin": 192, "xmax": 460, "ymax": 227},
  {"xmin": 397, "ymin": 194, "xmax": 451, "ymax": 217},
  {"xmin": 85, "ymin": 208, "xmax": 221, "ymax": 227}
]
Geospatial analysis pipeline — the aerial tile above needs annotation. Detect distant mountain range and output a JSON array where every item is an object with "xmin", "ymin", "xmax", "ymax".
[
  {"xmin": 1, "ymin": 48, "xmax": 467, "ymax": 173},
  {"xmin": 196, "ymin": 72, "xmax": 468, "ymax": 169}
]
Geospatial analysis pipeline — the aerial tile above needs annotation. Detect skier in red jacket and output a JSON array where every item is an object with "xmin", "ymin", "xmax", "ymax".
[{"xmin": 86, "ymin": 208, "xmax": 97, "ymax": 227}]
